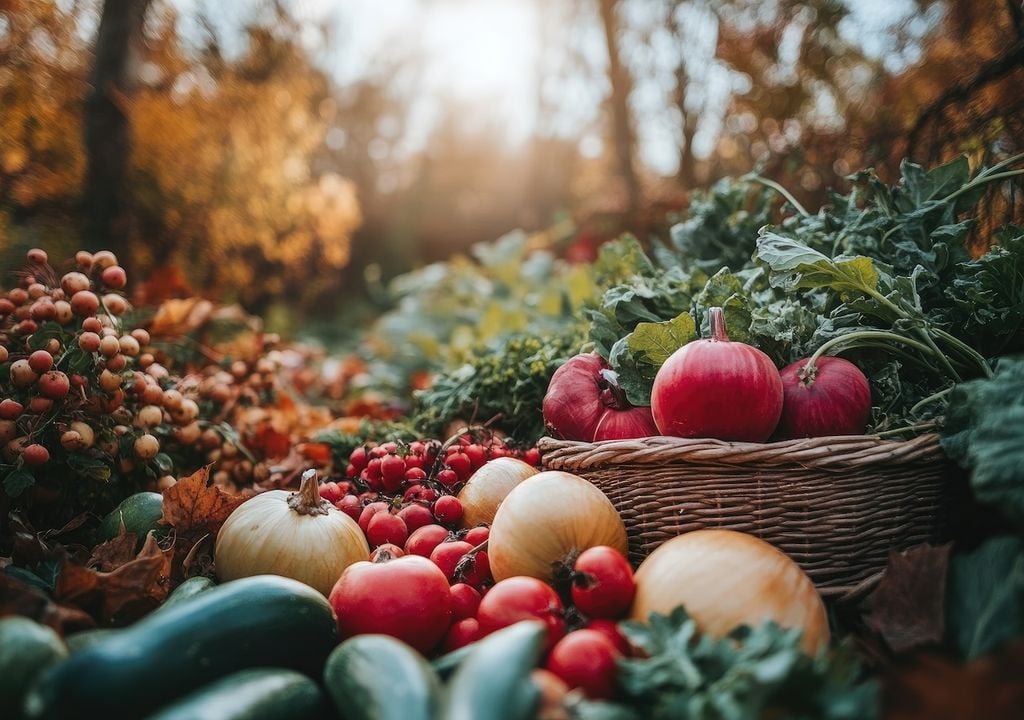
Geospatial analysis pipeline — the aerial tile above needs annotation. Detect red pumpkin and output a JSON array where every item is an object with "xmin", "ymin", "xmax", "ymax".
[
  {"xmin": 775, "ymin": 356, "xmax": 871, "ymax": 438},
  {"xmin": 651, "ymin": 307, "xmax": 782, "ymax": 441}
]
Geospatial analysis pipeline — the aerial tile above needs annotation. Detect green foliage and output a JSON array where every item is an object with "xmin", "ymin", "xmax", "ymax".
[
  {"xmin": 941, "ymin": 357, "xmax": 1024, "ymax": 527},
  {"xmin": 571, "ymin": 607, "xmax": 878, "ymax": 720},
  {"xmin": 945, "ymin": 536, "xmax": 1024, "ymax": 661},
  {"xmin": 413, "ymin": 330, "xmax": 586, "ymax": 442}
]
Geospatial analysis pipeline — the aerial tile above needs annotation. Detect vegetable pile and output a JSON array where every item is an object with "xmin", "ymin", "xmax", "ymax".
[{"xmin": 2, "ymin": 153, "xmax": 1024, "ymax": 719}]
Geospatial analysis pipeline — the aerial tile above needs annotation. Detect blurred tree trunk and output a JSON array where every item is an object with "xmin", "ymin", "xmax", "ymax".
[
  {"xmin": 83, "ymin": 0, "xmax": 152, "ymax": 258},
  {"xmin": 598, "ymin": 0, "xmax": 640, "ymax": 220},
  {"xmin": 667, "ymin": 3, "xmax": 698, "ymax": 188}
]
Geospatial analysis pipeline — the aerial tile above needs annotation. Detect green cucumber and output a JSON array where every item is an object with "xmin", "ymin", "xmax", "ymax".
[
  {"xmin": 442, "ymin": 621, "xmax": 545, "ymax": 720},
  {"xmin": 64, "ymin": 628, "xmax": 118, "ymax": 655},
  {"xmin": 24, "ymin": 575, "xmax": 338, "ymax": 720},
  {"xmin": 142, "ymin": 668, "xmax": 326, "ymax": 720},
  {"xmin": 324, "ymin": 635, "xmax": 442, "ymax": 720},
  {"xmin": 156, "ymin": 576, "xmax": 216, "ymax": 613},
  {"xmin": 96, "ymin": 492, "xmax": 164, "ymax": 544},
  {"xmin": 0, "ymin": 616, "xmax": 67, "ymax": 719}
]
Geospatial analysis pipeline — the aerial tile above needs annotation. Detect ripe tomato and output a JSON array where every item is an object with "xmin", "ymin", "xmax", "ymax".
[
  {"xmin": 380, "ymin": 454, "xmax": 407, "ymax": 492},
  {"xmin": 430, "ymin": 540, "xmax": 474, "ymax": 581},
  {"xmin": 330, "ymin": 556, "xmax": 453, "ymax": 653},
  {"xmin": 545, "ymin": 629, "xmax": 620, "ymax": 699},
  {"xmin": 433, "ymin": 495, "xmax": 464, "ymax": 526},
  {"xmin": 477, "ymin": 576, "xmax": 566, "ymax": 651},
  {"xmin": 333, "ymin": 495, "xmax": 362, "ymax": 524},
  {"xmin": 463, "ymin": 525, "xmax": 489, "ymax": 546},
  {"xmin": 405, "ymin": 524, "xmax": 451, "ymax": 557},
  {"xmin": 585, "ymin": 618, "xmax": 630, "ymax": 655},
  {"xmin": 571, "ymin": 546, "xmax": 635, "ymax": 619},
  {"xmin": 450, "ymin": 583, "xmax": 482, "ymax": 620},
  {"xmin": 358, "ymin": 501, "xmax": 390, "ymax": 533},
  {"xmin": 366, "ymin": 512, "xmax": 408, "ymax": 548},
  {"xmin": 369, "ymin": 543, "xmax": 405, "ymax": 562},
  {"xmin": 442, "ymin": 618, "xmax": 481, "ymax": 653},
  {"xmin": 397, "ymin": 503, "xmax": 435, "ymax": 533}
]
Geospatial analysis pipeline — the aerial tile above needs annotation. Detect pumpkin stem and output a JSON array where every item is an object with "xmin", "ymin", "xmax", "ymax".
[
  {"xmin": 709, "ymin": 307, "xmax": 730, "ymax": 342},
  {"xmin": 287, "ymin": 469, "xmax": 330, "ymax": 516}
]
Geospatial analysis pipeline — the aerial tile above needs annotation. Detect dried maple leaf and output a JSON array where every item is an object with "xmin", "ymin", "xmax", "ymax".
[
  {"xmin": 884, "ymin": 642, "xmax": 1024, "ymax": 719},
  {"xmin": 0, "ymin": 573, "xmax": 95, "ymax": 635},
  {"xmin": 88, "ymin": 532, "xmax": 142, "ymax": 573},
  {"xmin": 865, "ymin": 543, "xmax": 953, "ymax": 654},
  {"xmin": 54, "ymin": 534, "xmax": 173, "ymax": 625},
  {"xmin": 160, "ymin": 465, "xmax": 246, "ymax": 535}
]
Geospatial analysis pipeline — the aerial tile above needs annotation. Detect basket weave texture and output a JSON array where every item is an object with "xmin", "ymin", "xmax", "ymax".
[{"xmin": 538, "ymin": 433, "xmax": 954, "ymax": 597}]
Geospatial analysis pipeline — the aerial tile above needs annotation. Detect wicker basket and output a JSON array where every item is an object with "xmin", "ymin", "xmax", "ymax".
[{"xmin": 538, "ymin": 433, "xmax": 955, "ymax": 597}]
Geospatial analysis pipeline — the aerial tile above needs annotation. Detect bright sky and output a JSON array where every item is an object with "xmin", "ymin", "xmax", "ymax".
[{"xmin": 178, "ymin": 0, "xmax": 933, "ymax": 176}]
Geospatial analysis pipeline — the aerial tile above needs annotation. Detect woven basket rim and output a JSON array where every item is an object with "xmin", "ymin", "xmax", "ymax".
[{"xmin": 538, "ymin": 432, "xmax": 946, "ymax": 469}]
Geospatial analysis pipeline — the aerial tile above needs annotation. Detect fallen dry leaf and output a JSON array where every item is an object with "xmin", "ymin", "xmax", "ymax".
[
  {"xmin": 54, "ymin": 534, "xmax": 173, "ymax": 625},
  {"xmin": 88, "ymin": 532, "xmax": 142, "ymax": 573},
  {"xmin": 160, "ymin": 465, "xmax": 246, "ymax": 535},
  {"xmin": 0, "ymin": 573, "xmax": 95, "ymax": 635},
  {"xmin": 866, "ymin": 543, "xmax": 953, "ymax": 654},
  {"xmin": 884, "ymin": 642, "xmax": 1024, "ymax": 719}
]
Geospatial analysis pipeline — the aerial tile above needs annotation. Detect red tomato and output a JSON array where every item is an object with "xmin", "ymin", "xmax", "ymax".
[
  {"xmin": 477, "ymin": 577, "xmax": 566, "ymax": 651},
  {"xmin": 436, "ymin": 469, "xmax": 459, "ymax": 488},
  {"xmin": 405, "ymin": 524, "xmax": 452, "ymax": 557},
  {"xmin": 433, "ymin": 495, "xmax": 464, "ymax": 526},
  {"xmin": 571, "ymin": 546, "xmax": 635, "ymax": 619},
  {"xmin": 319, "ymin": 481, "xmax": 343, "ymax": 505},
  {"xmin": 329, "ymin": 556, "xmax": 453, "ymax": 653},
  {"xmin": 397, "ymin": 503, "xmax": 435, "ymax": 533},
  {"xmin": 585, "ymin": 618, "xmax": 630, "ymax": 655},
  {"xmin": 367, "ymin": 512, "xmax": 408, "ymax": 548},
  {"xmin": 430, "ymin": 540, "xmax": 474, "ymax": 582},
  {"xmin": 369, "ymin": 543, "xmax": 405, "ymax": 562},
  {"xmin": 404, "ymin": 485, "xmax": 440, "ymax": 503},
  {"xmin": 380, "ymin": 454, "xmax": 407, "ymax": 492},
  {"xmin": 449, "ymin": 583, "xmax": 482, "ymax": 620},
  {"xmin": 464, "ymin": 444, "xmax": 487, "ymax": 469},
  {"xmin": 446, "ymin": 452, "xmax": 472, "ymax": 480},
  {"xmin": 442, "ymin": 618, "xmax": 481, "ymax": 653},
  {"xmin": 349, "ymin": 447, "xmax": 369, "ymax": 471},
  {"xmin": 358, "ymin": 501, "xmax": 389, "ymax": 534},
  {"xmin": 545, "ymin": 629, "xmax": 620, "ymax": 699},
  {"xmin": 335, "ymin": 495, "xmax": 362, "ymax": 522},
  {"xmin": 463, "ymin": 526, "xmax": 489, "ymax": 546}
]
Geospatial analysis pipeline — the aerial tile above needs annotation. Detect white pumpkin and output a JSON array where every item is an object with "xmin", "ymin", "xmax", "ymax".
[{"xmin": 215, "ymin": 469, "xmax": 369, "ymax": 595}]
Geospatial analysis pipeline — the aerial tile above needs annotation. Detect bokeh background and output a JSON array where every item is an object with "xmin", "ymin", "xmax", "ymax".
[{"xmin": 2, "ymin": 0, "xmax": 1022, "ymax": 334}]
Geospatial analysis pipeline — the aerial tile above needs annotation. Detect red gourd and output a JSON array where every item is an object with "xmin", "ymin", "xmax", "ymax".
[
  {"xmin": 775, "ymin": 356, "xmax": 871, "ymax": 439},
  {"xmin": 543, "ymin": 353, "xmax": 656, "ymax": 442},
  {"xmin": 651, "ymin": 307, "xmax": 782, "ymax": 442}
]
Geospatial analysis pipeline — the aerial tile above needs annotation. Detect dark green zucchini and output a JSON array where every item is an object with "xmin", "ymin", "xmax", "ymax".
[
  {"xmin": 156, "ymin": 576, "xmax": 216, "ymax": 613},
  {"xmin": 325, "ymin": 635, "xmax": 441, "ymax": 720},
  {"xmin": 0, "ymin": 616, "xmax": 67, "ymax": 719},
  {"xmin": 96, "ymin": 492, "xmax": 164, "ymax": 544},
  {"xmin": 24, "ymin": 575, "xmax": 338, "ymax": 720},
  {"xmin": 442, "ymin": 621, "xmax": 545, "ymax": 720},
  {"xmin": 142, "ymin": 668, "xmax": 326, "ymax": 720},
  {"xmin": 64, "ymin": 628, "xmax": 118, "ymax": 655}
]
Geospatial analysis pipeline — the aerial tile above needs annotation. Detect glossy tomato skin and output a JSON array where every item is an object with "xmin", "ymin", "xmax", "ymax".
[
  {"xmin": 442, "ymin": 618, "xmax": 481, "ymax": 653},
  {"xmin": 329, "ymin": 555, "xmax": 453, "ymax": 654},
  {"xmin": 585, "ymin": 619, "xmax": 630, "ymax": 655},
  {"xmin": 572, "ymin": 546, "xmax": 636, "ymax": 619},
  {"xmin": 405, "ymin": 524, "xmax": 451, "ymax": 557},
  {"xmin": 545, "ymin": 629, "xmax": 620, "ymax": 699},
  {"xmin": 430, "ymin": 540, "xmax": 475, "ymax": 581},
  {"xmin": 477, "ymin": 576, "xmax": 566, "ymax": 651},
  {"xmin": 450, "ymin": 583, "xmax": 482, "ymax": 620}
]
